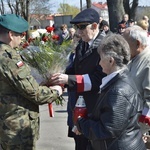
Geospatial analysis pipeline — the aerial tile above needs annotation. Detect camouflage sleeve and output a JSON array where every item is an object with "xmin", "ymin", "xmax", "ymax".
[{"xmin": 1, "ymin": 51, "xmax": 59, "ymax": 105}]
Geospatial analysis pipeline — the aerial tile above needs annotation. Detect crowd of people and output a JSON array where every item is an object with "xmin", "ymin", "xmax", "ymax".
[
  {"xmin": 0, "ymin": 7, "xmax": 150, "ymax": 150},
  {"xmin": 50, "ymin": 9, "xmax": 150, "ymax": 150},
  {"xmin": 50, "ymin": 8, "xmax": 150, "ymax": 150}
]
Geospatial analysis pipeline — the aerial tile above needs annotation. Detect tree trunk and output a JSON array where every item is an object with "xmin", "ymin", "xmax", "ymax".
[
  {"xmin": 86, "ymin": 0, "xmax": 91, "ymax": 8},
  {"xmin": 80, "ymin": 0, "xmax": 82, "ymax": 11},
  {"xmin": 130, "ymin": 0, "xmax": 139, "ymax": 20},
  {"xmin": 107, "ymin": 0, "xmax": 125, "ymax": 32},
  {"xmin": 26, "ymin": 0, "xmax": 30, "ymax": 40}
]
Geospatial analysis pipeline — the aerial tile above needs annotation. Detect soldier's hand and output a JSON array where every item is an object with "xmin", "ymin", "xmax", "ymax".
[
  {"xmin": 50, "ymin": 73, "xmax": 68, "ymax": 85},
  {"xmin": 49, "ymin": 85, "xmax": 63, "ymax": 96}
]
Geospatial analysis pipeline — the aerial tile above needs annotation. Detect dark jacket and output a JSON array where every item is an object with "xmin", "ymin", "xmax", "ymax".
[
  {"xmin": 77, "ymin": 68, "xmax": 146, "ymax": 150},
  {"xmin": 66, "ymin": 31, "xmax": 106, "ymax": 114}
]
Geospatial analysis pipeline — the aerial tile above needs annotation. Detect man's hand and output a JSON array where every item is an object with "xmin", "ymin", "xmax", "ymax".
[
  {"xmin": 50, "ymin": 73, "xmax": 68, "ymax": 85},
  {"xmin": 49, "ymin": 85, "xmax": 63, "ymax": 96}
]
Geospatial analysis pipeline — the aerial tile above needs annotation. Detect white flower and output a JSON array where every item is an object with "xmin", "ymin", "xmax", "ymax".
[
  {"xmin": 30, "ymin": 30, "xmax": 40, "ymax": 39},
  {"xmin": 30, "ymin": 29, "xmax": 48, "ymax": 39},
  {"xmin": 37, "ymin": 29, "xmax": 47, "ymax": 34},
  {"xmin": 40, "ymin": 41, "xmax": 45, "ymax": 45}
]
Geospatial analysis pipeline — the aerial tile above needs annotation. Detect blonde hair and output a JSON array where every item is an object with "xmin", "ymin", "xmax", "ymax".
[{"xmin": 137, "ymin": 20, "xmax": 149, "ymax": 30}]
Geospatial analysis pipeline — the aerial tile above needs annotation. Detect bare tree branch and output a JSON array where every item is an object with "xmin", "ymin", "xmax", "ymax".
[
  {"xmin": 123, "ymin": 0, "xmax": 139, "ymax": 19},
  {"xmin": 130, "ymin": 0, "xmax": 139, "ymax": 19},
  {"xmin": 0, "ymin": 0, "xmax": 5, "ymax": 14},
  {"xmin": 7, "ymin": 0, "xmax": 14, "ymax": 14},
  {"xmin": 123, "ymin": 0, "xmax": 130, "ymax": 14}
]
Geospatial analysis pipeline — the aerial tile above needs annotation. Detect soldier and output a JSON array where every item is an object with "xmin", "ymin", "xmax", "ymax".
[{"xmin": 0, "ymin": 14, "xmax": 63, "ymax": 150}]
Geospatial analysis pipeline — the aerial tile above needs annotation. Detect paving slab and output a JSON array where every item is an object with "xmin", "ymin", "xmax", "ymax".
[{"xmin": 37, "ymin": 93, "xmax": 75, "ymax": 150}]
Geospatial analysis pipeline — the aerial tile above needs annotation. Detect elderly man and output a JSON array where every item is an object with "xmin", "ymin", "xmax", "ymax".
[
  {"xmin": 123, "ymin": 25, "xmax": 150, "ymax": 147},
  {"xmin": 51, "ymin": 8, "xmax": 106, "ymax": 150},
  {"xmin": 0, "ymin": 14, "xmax": 62, "ymax": 150}
]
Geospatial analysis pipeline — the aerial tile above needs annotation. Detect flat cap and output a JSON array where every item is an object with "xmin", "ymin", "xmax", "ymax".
[
  {"xmin": 70, "ymin": 8, "xmax": 99, "ymax": 24},
  {"xmin": 0, "ymin": 14, "xmax": 29, "ymax": 33}
]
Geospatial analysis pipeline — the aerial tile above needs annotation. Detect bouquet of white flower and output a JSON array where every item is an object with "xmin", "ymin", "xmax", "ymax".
[{"xmin": 20, "ymin": 45, "xmax": 69, "ymax": 86}]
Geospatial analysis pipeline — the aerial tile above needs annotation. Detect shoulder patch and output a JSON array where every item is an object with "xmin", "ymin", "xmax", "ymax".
[{"xmin": 16, "ymin": 61, "xmax": 24, "ymax": 67}]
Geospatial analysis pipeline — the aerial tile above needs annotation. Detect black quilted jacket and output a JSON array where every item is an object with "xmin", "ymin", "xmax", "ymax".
[{"xmin": 77, "ymin": 68, "xmax": 146, "ymax": 150}]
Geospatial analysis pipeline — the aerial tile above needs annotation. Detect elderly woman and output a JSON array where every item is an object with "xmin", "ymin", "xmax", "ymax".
[{"xmin": 76, "ymin": 34, "xmax": 146, "ymax": 150}]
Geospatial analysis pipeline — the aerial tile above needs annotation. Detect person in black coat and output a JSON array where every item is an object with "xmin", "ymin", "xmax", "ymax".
[
  {"xmin": 75, "ymin": 34, "xmax": 146, "ymax": 150},
  {"xmin": 50, "ymin": 8, "xmax": 106, "ymax": 150},
  {"xmin": 100, "ymin": 20, "xmax": 112, "ymax": 35}
]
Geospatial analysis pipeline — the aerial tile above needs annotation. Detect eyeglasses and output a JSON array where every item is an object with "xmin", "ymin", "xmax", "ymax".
[{"xmin": 74, "ymin": 23, "xmax": 91, "ymax": 30}]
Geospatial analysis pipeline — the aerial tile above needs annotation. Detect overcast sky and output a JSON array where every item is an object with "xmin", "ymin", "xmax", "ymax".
[{"xmin": 52, "ymin": 0, "xmax": 150, "ymax": 12}]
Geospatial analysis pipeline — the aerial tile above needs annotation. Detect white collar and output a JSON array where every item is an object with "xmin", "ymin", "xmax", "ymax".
[
  {"xmin": 100, "ymin": 69, "xmax": 122, "ymax": 91},
  {"xmin": 88, "ymin": 31, "xmax": 99, "ymax": 47}
]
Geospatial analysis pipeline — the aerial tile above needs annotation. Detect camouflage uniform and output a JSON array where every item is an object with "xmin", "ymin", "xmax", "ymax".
[{"xmin": 0, "ymin": 43, "xmax": 59, "ymax": 149}]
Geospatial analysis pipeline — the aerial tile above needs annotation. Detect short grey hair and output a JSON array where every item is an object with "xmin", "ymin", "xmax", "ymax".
[
  {"xmin": 129, "ymin": 25, "xmax": 148, "ymax": 46},
  {"xmin": 98, "ymin": 34, "xmax": 130, "ymax": 68}
]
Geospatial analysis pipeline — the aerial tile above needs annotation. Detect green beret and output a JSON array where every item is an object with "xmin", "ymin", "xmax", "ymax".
[{"xmin": 0, "ymin": 14, "xmax": 29, "ymax": 33}]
